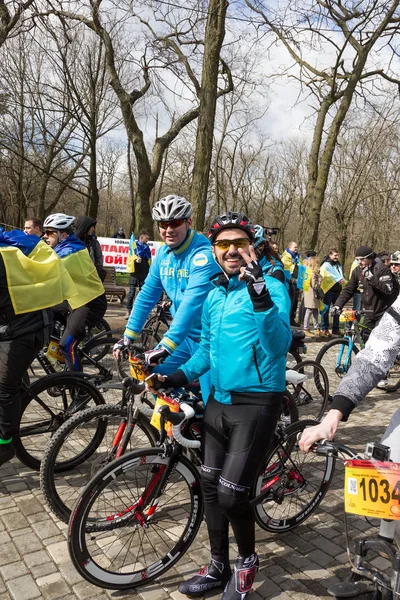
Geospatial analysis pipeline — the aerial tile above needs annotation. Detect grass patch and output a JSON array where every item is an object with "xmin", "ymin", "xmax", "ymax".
[{"xmin": 116, "ymin": 272, "xmax": 130, "ymax": 285}]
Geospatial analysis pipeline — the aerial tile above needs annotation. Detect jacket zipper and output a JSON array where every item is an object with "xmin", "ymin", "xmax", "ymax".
[{"xmin": 251, "ymin": 344, "xmax": 262, "ymax": 383}]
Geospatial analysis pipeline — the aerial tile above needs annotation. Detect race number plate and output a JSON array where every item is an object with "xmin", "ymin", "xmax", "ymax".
[
  {"xmin": 150, "ymin": 396, "xmax": 180, "ymax": 436},
  {"xmin": 344, "ymin": 459, "xmax": 400, "ymax": 519}
]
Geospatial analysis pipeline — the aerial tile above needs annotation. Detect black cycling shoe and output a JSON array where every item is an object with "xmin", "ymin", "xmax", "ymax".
[
  {"xmin": 222, "ymin": 553, "xmax": 259, "ymax": 600},
  {"xmin": 0, "ymin": 442, "xmax": 15, "ymax": 466},
  {"xmin": 178, "ymin": 558, "xmax": 231, "ymax": 597}
]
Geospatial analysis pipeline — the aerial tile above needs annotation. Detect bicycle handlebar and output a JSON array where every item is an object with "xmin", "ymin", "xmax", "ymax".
[{"xmin": 159, "ymin": 403, "xmax": 201, "ymax": 449}]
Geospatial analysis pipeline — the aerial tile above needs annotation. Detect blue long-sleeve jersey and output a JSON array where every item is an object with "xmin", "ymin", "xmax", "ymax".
[{"xmin": 125, "ymin": 229, "xmax": 221, "ymax": 352}]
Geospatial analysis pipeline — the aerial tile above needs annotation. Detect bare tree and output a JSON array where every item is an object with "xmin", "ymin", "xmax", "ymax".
[
  {"xmin": 0, "ymin": 0, "xmax": 35, "ymax": 47},
  {"xmin": 40, "ymin": 1, "xmax": 233, "ymax": 234},
  {"xmin": 244, "ymin": 0, "xmax": 400, "ymax": 249}
]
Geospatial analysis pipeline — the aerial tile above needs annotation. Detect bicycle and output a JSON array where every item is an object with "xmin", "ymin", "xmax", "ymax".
[
  {"xmin": 67, "ymin": 396, "xmax": 334, "ymax": 590},
  {"xmin": 13, "ymin": 372, "xmax": 105, "ymax": 471},
  {"xmin": 315, "ymin": 310, "xmax": 368, "ymax": 400},
  {"xmin": 307, "ymin": 439, "xmax": 400, "ymax": 600},
  {"xmin": 40, "ymin": 347, "xmax": 302, "ymax": 524},
  {"xmin": 286, "ymin": 359, "xmax": 329, "ymax": 421}
]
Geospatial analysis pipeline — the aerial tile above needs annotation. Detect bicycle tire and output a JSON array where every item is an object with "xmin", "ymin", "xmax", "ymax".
[
  {"xmin": 81, "ymin": 337, "xmax": 122, "ymax": 383},
  {"xmin": 68, "ymin": 448, "xmax": 203, "ymax": 590},
  {"xmin": 81, "ymin": 318, "xmax": 112, "ymax": 360},
  {"xmin": 40, "ymin": 404, "xmax": 158, "ymax": 524},
  {"xmin": 139, "ymin": 315, "xmax": 163, "ymax": 352},
  {"xmin": 252, "ymin": 419, "xmax": 336, "ymax": 532},
  {"xmin": 14, "ymin": 373, "xmax": 105, "ymax": 471},
  {"xmin": 287, "ymin": 360, "xmax": 329, "ymax": 421},
  {"xmin": 286, "ymin": 349, "xmax": 302, "ymax": 369},
  {"xmin": 315, "ymin": 338, "xmax": 359, "ymax": 401}
]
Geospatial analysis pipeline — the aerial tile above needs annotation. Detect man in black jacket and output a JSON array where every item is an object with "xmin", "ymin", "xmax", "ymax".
[
  {"xmin": 75, "ymin": 216, "xmax": 106, "ymax": 282},
  {"xmin": 332, "ymin": 245, "xmax": 399, "ymax": 339}
]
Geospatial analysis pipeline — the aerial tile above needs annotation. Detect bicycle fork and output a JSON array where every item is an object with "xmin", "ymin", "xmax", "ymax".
[{"xmin": 353, "ymin": 538, "xmax": 400, "ymax": 598}]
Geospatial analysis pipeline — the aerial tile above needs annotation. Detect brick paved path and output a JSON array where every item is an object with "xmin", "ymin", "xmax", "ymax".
[{"xmin": 0, "ymin": 307, "xmax": 398, "ymax": 600}]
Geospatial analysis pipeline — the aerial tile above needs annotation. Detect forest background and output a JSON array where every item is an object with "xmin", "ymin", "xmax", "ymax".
[{"xmin": 2, "ymin": 0, "xmax": 400, "ymax": 274}]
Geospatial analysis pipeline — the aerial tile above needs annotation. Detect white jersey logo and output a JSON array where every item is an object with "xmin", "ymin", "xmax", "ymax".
[{"xmin": 193, "ymin": 252, "xmax": 208, "ymax": 267}]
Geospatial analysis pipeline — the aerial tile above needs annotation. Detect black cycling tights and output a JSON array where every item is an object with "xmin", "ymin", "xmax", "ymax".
[{"xmin": 201, "ymin": 395, "xmax": 282, "ymax": 560}]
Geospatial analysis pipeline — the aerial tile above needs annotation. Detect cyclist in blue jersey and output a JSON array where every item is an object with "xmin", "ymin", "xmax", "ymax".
[
  {"xmin": 113, "ymin": 195, "xmax": 221, "ymax": 397},
  {"xmin": 254, "ymin": 224, "xmax": 288, "ymax": 288},
  {"xmin": 152, "ymin": 212, "xmax": 291, "ymax": 600}
]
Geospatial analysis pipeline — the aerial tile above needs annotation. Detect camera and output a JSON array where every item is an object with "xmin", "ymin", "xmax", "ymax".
[
  {"xmin": 364, "ymin": 442, "xmax": 391, "ymax": 462},
  {"xmin": 265, "ymin": 227, "xmax": 280, "ymax": 238}
]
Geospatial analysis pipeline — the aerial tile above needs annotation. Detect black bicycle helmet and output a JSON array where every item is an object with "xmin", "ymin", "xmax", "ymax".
[{"xmin": 208, "ymin": 211, "xmax": 255, "ymax": 243}]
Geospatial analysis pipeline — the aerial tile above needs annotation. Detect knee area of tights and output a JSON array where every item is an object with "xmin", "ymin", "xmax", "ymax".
[{"xmin": 217, "ymin": 487, "xmax": 250, "ymax": 514}]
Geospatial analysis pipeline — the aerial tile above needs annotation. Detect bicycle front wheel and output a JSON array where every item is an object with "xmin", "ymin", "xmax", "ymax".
[
  {"xmin": 315, "ymin": 338, "xmax": 359, "ymax": 401},
  {"xmin": 14, "ymin": 374, "xmax": 104, "ymax": 471},
  {"xmin": 40, "ymin": 404, "xmax": 158, "ymax": 523},
  {"xmin": 252, "ymin": 420, "xmax": 336, "ymax": 532},
  {"xmin": 68, "ymin": 448, "xmax": 203, "ymax": 590}
]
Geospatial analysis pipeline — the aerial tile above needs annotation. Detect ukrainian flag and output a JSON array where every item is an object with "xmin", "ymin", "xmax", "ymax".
[
  {"xmin": 126, "ymin": 233, "xmax": 137, "ymax": 274},
  {"xmin": 320, "ymin": 263, "xmax": 344, "ymax": 294},
  {"xmin": 56, "ymin": 235, "xmax": 105, "ymax": 309},
  {"xmin": 0, "ymin": 229, "xmax": 77, "ymax": 314},
  {"xmin": 296, "ymin": 265, "xmax": 312, "ymax": 292}
]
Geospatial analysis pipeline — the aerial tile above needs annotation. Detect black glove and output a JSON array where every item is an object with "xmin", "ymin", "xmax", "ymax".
[
  {"xmin": 113, "ymin": 336, "xmax": 133, "ymax": 353},
  {"xmin": 330, "ymin": 306, "xmax": 341, "ymax": 316},
  {"xmin": 362, "ymin": 266, "xmax": 373, "ymax": 280},
  {"xmin": 241, "ymin": 261, "xmax": 273, "ymax": 312},
  {"xmin": 162, "ymin": 370, "xmax": 189, "ymax": 389},
  {"xmin": 145, "ymin": 345, "xmax": 170, "ymax": 366}
]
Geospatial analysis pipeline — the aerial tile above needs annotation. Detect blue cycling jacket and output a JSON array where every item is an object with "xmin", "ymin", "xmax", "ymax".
[
  {"xmin": 125, "ymin": 229, "xmax": 221, "ymax": 352},
  {"xmin": 180, "ymin": 273, "xmax": 292, "ymax": 404}
]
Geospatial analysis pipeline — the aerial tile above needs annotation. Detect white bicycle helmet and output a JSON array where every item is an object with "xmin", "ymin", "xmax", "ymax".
[
  {"xmin": 43, "ymin": 213, "xmax": 75, "ymax": 230},
  {"xmin": 152, "ymin": 195, "xmax": 192, "ymax": 221},
  {"xmin": 391, "ymin": 251, "xmax": 400, "ymax": 265}
]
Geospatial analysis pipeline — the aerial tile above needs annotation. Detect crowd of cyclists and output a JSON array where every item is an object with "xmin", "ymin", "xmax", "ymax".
[{"xmin": 0, "ymin": 196, "xmax": 399, "ymax": 599}]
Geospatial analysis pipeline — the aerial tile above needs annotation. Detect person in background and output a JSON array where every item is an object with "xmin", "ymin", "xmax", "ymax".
[
  {"xmin": 390, "ymin": 251, "xmax": 400, "ymax": 279},
  {"xmin": 0, "ymin": 228, "xmax": 76, "ymax": 465},
  {"xmin": 302, "ymin": 254, "xmax": 322, "ymax": 337},
  {"xmin": 332, "ymin": 245, "xmax": 398, "ymax": 344},
  {"xmin": 75, "ymin": 216, "xmax": 106, "ymax": 281},
  {"xmin": 112, "ymin": 226, "xmax": 126, "ymax": 239},
  {"xmin": 377, "ymin": 251, "xmax": 391, "ymax": 267},
  {"xmin": 125, "ymin": 230, "xmax": 152, "ymax": 319},
  {"xmin": 24, "ymin": 217, "xmax": 42, "ymax": 237},
  {"xmin": 281, "ymin": 241, "xmax": 301, "ymax": 326},
  {"xmin": 270, "ymin": 241, "xmax": 279, "ymax": 254},
  {"xmin": 43, "ymin": 213, "xmax": 107, "ymax": 372},
  {"xmin": 319, "ymin": 248, "xmax": 345, "ymax": 336}
]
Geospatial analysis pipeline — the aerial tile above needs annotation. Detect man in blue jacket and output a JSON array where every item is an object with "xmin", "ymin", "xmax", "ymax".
[
  {"xmin": 114, "ymin": 194, "xmax": 221, "ymax": 397},
  {"xmin": 155, "ymin": 212, "xmax": 291, "ymax": 600}
]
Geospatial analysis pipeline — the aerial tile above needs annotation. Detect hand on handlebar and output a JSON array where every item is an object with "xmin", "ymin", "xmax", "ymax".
[
  {"xmin": 113, "ymin": 336, "xmax": 134, "ymax": 359},
  {"xmin": 145, "ymin": 373, "xmax": 167, "ymax": 393},
  {"xmin": 145, "ymin": 345, "xmax": 170, "ymax": 366},
  {"xmin": 330, "ymin": 306, "xmax": 341, "ymax": 316},
  {"xmin": 298, "ymin": 410, "xmax": 343, "ymax": 452}
]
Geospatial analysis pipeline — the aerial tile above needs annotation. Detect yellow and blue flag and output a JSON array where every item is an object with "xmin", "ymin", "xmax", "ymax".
[
  {"xmin": 320, "ymin": 262, "xmax": 345, "ymax": 294},
  {"xmin": 296, "ymin": 265, "xmax": 312, "ymax": 292},
  {"xmin": 0, "ymin": 228, "xmax": 77, "ymax": 314},
  {"xmin": 126, "ymin": 233, "xmax": 137, "ymax": 274},
  {"xmin": 55, "ymin": 234, "xmax": 104, "ymax": 309}
]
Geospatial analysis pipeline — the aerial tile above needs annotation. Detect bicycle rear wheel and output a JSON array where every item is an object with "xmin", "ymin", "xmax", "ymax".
[
  {"xmin": 40, "ymin": 404, "xmax": 158, "ymax": 523},
  {"xmin": 315, "ymin": 338, "xmax": 359, "ymax": 401},
  {"xmin": 14, "ymin": 374, "xmax": 104, "ymax": 471},
  {"xmin": 252, "ymin": 420, "xmax": 336, "ymax": 532},
  {"xmin": 81, "ymin": 337, "xmax": 122, "ymax": 383},
  {"xmin": 68, "ymin": 448, "xmax": 203, "ymax": 590},
  {"xmin": 81, "ymin": 318, "xmax": 112, "ymax": 360},
  {"xmin": 139, "ymin": 315, "xmax": 163, "ymax": 352},
  {"xmin": 287, "ymin": 360, "xmax": 329, "ymax": 421}
]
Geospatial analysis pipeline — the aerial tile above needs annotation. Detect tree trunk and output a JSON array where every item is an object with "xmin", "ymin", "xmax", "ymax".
[{"xmin": 191, "ymin": 0, "xmax": 228, "ymax": 231}]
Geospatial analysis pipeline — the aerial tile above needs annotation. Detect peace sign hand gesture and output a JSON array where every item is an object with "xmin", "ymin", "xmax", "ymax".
[{"xmin": 237, "ymin": 245, "xmax": 273, "ymax": 311}]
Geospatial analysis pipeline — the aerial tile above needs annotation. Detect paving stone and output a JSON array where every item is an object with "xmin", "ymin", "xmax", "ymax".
[
  {"xmin": 30, "ymin": 561, "xmax": 59, "ymax": 580},
  {"xmin": 0, "ymin": 559, "xmax": 29, "ymax": 580},
  {"xmin": 59, "ymin": 561, "xmax": 86, "ymax": 586},
  {"xmin": 32, "ymin": 518, "xmax": 61, "ymax": 540},
  {"xmin": 38, "ymin": 573, "xmax": 72, "ymax": 600},
  {"xmin": 0, "ymin": 542, "xmax": 20, "ymax": 566},
  {"xmin": 73, "ymin": 581, "xmax": 110, "ymax": 599},
  {"xmin": 0, "ymin": 530, "xmax": 11, "ymax": 543},
  {"xmin": 24, "ymin": 549, "xmax": 52, "ymax": 568},
  {"xmin": 13, "ymin": 531, "xmax": 43, "ymax": 554},
  {"xmin": 16, "ymin": 497, "xmax": 43, "ymax": 516},
  {"xmin": 138, "ymin": 585, "xmax": 170, "ymax": 600},
  {"xmin": 305, "ymin": 549, "xmax": 333, "ymax": 567},
  {"xmin": 7, "ymin": 573, "xmax": 41, "ymax": 599},
  {"xmin": 46, "ymin": 540, "xmax": 70, "ymax": 564}
]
